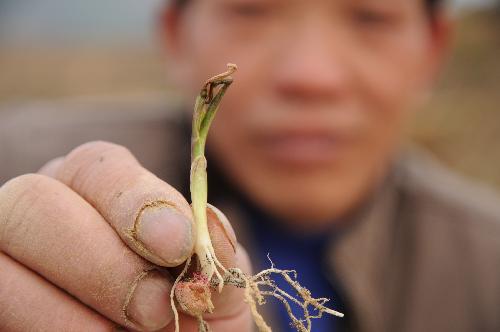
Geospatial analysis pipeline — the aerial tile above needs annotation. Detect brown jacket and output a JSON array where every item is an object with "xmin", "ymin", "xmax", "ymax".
[{"xmin": 1, "ymin": 99, "xmax": 500, "ymax": 332}]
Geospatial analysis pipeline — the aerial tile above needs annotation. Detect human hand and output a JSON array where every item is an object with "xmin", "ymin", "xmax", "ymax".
[{"xmin": 0, "ymin": 141, "xmax": 252, "ymax": 331}]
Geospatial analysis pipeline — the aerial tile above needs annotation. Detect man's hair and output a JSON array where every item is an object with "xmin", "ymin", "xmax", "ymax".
[
  {"xmin": 171, "ymin": 0, "xmax": 444, "ymax": 17},
  {"xmin": 426, "ymin": 0, "xmax": 444, "ymax": 16}
]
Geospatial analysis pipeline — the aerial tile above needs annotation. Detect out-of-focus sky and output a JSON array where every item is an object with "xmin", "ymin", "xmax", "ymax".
[
  {"xmin": 454, "ymin": 0, "xmax": 497, "ymax": 8},
  {"xmin": 0, "ymin": 0, "xmax": 497, "ymax": 47},
  {"xmin": 0, "ymin": 0, "xmax": 163, "ymax": 47}
]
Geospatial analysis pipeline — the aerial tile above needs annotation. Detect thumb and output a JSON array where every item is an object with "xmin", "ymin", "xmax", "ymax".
[
  {"xmin": 207, "ymin": 204, "xmax": 238, "ymax": 269},
  {"xmin": 205, "ymin": 204, "xmax": 252, "ymax": 319}
]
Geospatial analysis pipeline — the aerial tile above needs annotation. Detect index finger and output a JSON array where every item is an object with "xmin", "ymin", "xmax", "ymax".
[{"xmin": 54, "ymin": 141, "xmax": 195, "ymax": 267}]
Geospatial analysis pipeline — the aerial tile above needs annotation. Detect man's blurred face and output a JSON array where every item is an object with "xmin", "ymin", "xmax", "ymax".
[{"xmin": 165, "ymin": 0, "xmax": 446, "ymax": 229}]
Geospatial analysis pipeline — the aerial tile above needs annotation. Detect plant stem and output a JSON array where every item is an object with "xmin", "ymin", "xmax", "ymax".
[{"xmin": 190, "ymin": 64, "xmax": 237, "ymax": 287}]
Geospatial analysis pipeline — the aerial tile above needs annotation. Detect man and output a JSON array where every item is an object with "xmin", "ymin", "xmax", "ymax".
[{"xmin": 1, "ymin": 0, "xmax": 499, "ymax": 331}]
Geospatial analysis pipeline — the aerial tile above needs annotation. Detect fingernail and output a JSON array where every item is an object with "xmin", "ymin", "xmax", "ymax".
[
  {"xmin": 126, "ymin": 270, "xmax": 173, "ymax": 331},
  {"xmin": 137, "ymin": 205, "xmax": 193, "ymax": 266}
]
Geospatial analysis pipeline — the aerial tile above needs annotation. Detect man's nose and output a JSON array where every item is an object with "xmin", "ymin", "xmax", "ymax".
[{"xmin": 271, "ymin": 16, "xmax": 349, "ymax": 104}]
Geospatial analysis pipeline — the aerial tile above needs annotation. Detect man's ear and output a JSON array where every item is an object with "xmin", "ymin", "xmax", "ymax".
[
  {"xmin": 158, "ymin": 3, "xmax": 194, "ymax": 88},
  {"xmin": 425, "ymin": 8, "xmax": 455, "ymax": 84},
  {"xmin": 158, "ymin": 4, "xmax": 184, "ymax": 57}
]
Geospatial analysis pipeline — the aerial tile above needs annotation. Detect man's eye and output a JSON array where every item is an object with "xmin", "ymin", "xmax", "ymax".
[
  {"xmin": 225, "ymin": 3, "xmax": 271, "ymax": 18},
  {"xmin": 350, "ymin": 8, "xmax": 395, "ymax": 26}
]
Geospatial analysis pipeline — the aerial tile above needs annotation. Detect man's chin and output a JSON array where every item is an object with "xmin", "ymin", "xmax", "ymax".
[
  {"xmin": 244, "ymin": 166, "xmax": 376, "ymax": 230},
  {"xmin": 253, "ymin": 194, "xmax": 357, "ymax": 231}
]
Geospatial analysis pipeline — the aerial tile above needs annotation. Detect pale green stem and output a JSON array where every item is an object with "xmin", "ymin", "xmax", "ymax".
[{"xmin": 190, "ymin": 64, "xmax": 236, "ymax": 286}]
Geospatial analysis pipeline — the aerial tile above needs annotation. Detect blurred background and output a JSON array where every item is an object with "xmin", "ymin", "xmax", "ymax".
[{"xmin": 0, "ymin": 0, "xmax": 499, "ymax": 186}]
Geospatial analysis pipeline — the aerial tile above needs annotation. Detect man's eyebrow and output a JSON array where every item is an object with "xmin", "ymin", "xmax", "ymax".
[{"xmin": 171, "ymin": 0, "xmax": 189, "ymax": 9}]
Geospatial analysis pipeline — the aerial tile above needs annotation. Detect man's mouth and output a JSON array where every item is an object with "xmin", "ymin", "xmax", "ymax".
[{"xmin": 256, "ymin": 130, "xmax": 351, "ymax": 167}]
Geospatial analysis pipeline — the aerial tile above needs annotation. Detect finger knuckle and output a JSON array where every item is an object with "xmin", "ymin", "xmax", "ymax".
[
  {"xmin": 0, "ymin": 174, "xmax": 49, "ymax": 245},
  {"xmin": 68, "ymin": 141, "xmax": 133, "ymax": 162},
  {"xmin": 59, "ymin": 141, "xmax": 137, "ymax": 184}
]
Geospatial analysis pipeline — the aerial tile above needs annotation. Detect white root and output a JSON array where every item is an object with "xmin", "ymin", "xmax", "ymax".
[
  {"xmin": 176, "ymin": 259, "xmax": 344, "ymax": 332},
  {"xmin": 228, "ymin": 256, "xmax": 344, "ymax": 332},
  {"xmin": 171, "ymin": 242, "xmax": 343, "ymax": 332},
  {"xmin": 196, "ymin": 242, "xmax": 228, "ymax": 293},
  {"xmin": 170, "ymin": 255, "xmax": 192, "ymax": 332}
]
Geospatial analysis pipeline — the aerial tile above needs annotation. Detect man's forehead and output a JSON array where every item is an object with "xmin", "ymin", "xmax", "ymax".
[{"xmin": 183, "ymin": 0, "xmax": 426, "ymax": 9}]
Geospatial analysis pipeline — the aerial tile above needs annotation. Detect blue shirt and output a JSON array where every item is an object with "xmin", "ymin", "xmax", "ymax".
[{"xmin": 243, "ymin": 204, "xmax": 347, "ymax": 332}]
